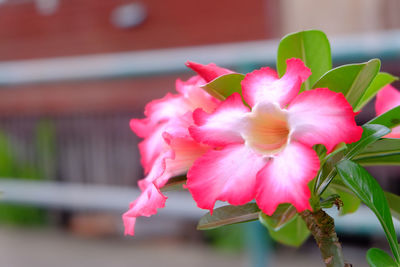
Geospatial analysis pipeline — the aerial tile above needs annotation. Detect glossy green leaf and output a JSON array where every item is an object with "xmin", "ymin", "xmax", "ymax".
[
  {"xmin": 368, "ymin": 106, "xmax": 400, "ymax": 129},
  {"xmin": 336, "ymin": 160, "xmax": 400, "ymax": 262},
  {"xmin": 330, "ymin": 179, "xmax": 400, "ymax": 221},
  {"xmin": 313, "ymin": 59, "xmax": 380, "ymax": 109},
  {"xmin": 367, "ymin": 248, "xmax": 398, "ymax": 267},
  {"xmin": 259, "ymin": 212, "xmax": 310, "ymax": 247},
  {"xmin": 356, "ymin": 138, "xmax": 400, "ymax": 158},
  {"xmin": 355, "ymin": 72, "xmax": 398, "ymax": 112},
  {"xmin": 197, "ymin": 203, "xmax": 260, "ymax": 230},
  {"xmin": 258, "ymin": 203, "xmax": 297, "ymax": 231},
  {"xmin": 315, "ymin": 124, "xmax": 390, "ymax": 195},
  {"xmin": 201, "ymin": 73, "xmax": 245, "ymax": 100},
  {"xmin": 314, "ymin": 152, "xmax": 343, "ymax": 196},
  {"xmin": 357, "ymin": 155, "xmax": 400, "ymax": 166},
  {"xmin": 277, "ymin": 30, "xmax": 331, "ymax": 91},
  {"xmin": 329, "ymin": 177, "xmax": 355, "ymax": 195},
  {"xmin": 385, "ymin": 192, "xmax": 400, "ymax": 222},
  {"xmin": 345, "ymin": 124, "xmax": 390, "ymax": 159},
  {"xmin": 354, "ymin": 138, "xmax": 400, "ymax": 166}
]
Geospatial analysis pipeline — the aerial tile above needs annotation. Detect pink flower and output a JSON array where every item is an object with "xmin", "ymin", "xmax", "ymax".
[
  {"xmin": 375, "ymin": 84, "xmax": 400, "ymax": 138},
  {"xmin": 186, "ymin": 59, "xmax": 363, "ymax": 216},
  {"xmin": 185, "ymin": 61, "xmax": 234, "ymax": 83},
  {"xmin": 123, "ymin": 63, "xmax": 232, "ymax": 236}
]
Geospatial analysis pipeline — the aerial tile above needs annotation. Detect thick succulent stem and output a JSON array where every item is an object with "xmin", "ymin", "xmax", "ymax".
[{"xmin": 300, "ymin": 209, "xmax": 352, "ymax": 267}]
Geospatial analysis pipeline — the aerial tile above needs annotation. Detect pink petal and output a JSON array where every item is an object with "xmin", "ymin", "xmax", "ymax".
[
  {"xmin": 185, "ymin": 61, "xmax": 234, "ymax": 83},
  {"xmin": 284, "ymin": 58, "xmax": 311, "ymax": 83},
  {"xmin": 242, "ymin": 58, "xmax": 311, "ymax": 107},
  {"xmin": 386, "ymin": 126, "xmax": 400, "ymax": 138},
  {"xmin": 122, "ymin": 216, "xmax": 137, "ymax": 236},
  {"xmin": 139, "ymin": 76, "xmax": 218, "ymax": 129},
  {"xmin": 132, "ymin": 75, "xmax": 220, "ymax": 173},
  {"xmin": 137, "ymin": 123, "xmax": 169, "ymax": 174},
  {"xmin": 288, "ymin": 88, "xmax": 363, "ymax": 153},
  {"xmin": 256, "ymin": 141, "xmax": 320, "ymax": 215},
  {"xmin": 178, "ymin": 80, "xmax": 220, "ymax": 113},
  {"xmin": 138, "ymin": 132, "xmax": 210, "ymax": 190},
  {"xmin": 189, "ymin": 93, "xmax": 249, "ymax": 146},
  {"xmin": 143, "ymin": 93, "xmax": 190, "ymax": 125},
  {"xmin": 131, "ymin": 96, "xmax": 192, "ymax": 174},
  {"xmin": 155, "ymin": 134, "xmax": 210, "ymax": 188},
  {"xmin": 242, "ymin": 67, "xmax": 278, "ymax": 107},
  {"xmin": 175, "ymin": 75, "xmax": 205, "ymax": 94},
  {"xmin": 135, "ymin": 112, "xmax": 196, "ymax": 175},
  {"xmin": 375, "ymin": 84, "xmax": 400, "ymax": 115},
  {"xmin": 130, "ymin": 118, "xmax": 155, "ymax": 139},
  {"xmin": 122, "ymin": 183, "xmax": 167, "ymax": 236},
  {"xmin": 163, "ymin": 111, "xmax": 195, "ymax": 138},
  {"xmin": 137, "ymin": 149, "xmax": 174, "ymax": 191},
  {"xmin": 375, "ymin": 84, "xmax": 400, "ymax": 138},
  {"xmin": 186, "ymin": 144, "xmax": 266, "ymax": 213}
]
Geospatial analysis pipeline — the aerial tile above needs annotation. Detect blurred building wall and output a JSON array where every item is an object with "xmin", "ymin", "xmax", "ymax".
[
  {"xmin": 279, "ymin": 0, "xmax": 400, "ymax": 36},
  {"xmin": 0, "ymin": 0, "xmax": 272, "ymax": 60},
  {"xmin": 0, "ymin": 0, "xmax": 399, "ymax": 187},
  {"xmin": 0, "ymin": 0, "xmax": 275, "ymax": 186}
]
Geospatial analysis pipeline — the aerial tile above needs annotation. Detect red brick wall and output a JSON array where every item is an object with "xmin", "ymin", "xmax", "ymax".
[
  {"xmin": 0, "ymin": 0, "xmax": 273, "ymax": 60},
  {"xmin": 0, "ymin": 0, "xmax": 278, "ymax": 115},
  {"xmin": 0, "ymin": 74, "xmax": 187, "ymax": 116}
]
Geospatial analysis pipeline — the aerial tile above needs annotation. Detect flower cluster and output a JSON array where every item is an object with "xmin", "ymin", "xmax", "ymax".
[
  {"xmin": 122, "ymin": 62, "xmax": 231, "ymax": 235},
  {"xmin": 121, "ymin": 59, "xmax": 400, "ymax": 236}
]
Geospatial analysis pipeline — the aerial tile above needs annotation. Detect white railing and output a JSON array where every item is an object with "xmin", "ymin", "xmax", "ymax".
[
  {"xmin": 0, "ymin": 30, "xmax": 399, "ymax": 85},
  {"xmin": 0, "ymin": 178, "xmax": 399, "ymax": 235}
]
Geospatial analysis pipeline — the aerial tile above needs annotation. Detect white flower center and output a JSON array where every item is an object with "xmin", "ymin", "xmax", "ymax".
[{"xmin": 242, "ymin": 102, "xmax": 290, "ymax": 155}]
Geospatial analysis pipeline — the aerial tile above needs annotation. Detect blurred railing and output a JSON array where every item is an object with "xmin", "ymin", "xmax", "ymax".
[
  {"xmin": 0, "ymin": 30, "xmax": 400, "ymax": 85},
  {"xmin": 0, "ymin": 115, "xmax": 141, "ymax": 186},
  {"xmin": 0, "ymin": 178, "xmax": 399, "ymax": 236}
]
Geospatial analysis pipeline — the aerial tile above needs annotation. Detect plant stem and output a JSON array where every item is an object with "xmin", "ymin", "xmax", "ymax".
[{"xmin": 300, "ymin": 209, "xmax": 351, "ymax": 267}]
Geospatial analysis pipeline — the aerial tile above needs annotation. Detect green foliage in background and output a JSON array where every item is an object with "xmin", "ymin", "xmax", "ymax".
[
  {"xmin": 203, "ymin": 223, "xmax": 246, "ymax": 252},
  {"xmin": 0, "ymin": 120, "xmax": 56, "ymax": 226}
]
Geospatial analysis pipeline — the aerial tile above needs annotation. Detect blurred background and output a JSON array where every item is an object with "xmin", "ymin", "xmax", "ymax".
[{"xmin": 0, "ymin": 0, "xmax": 400, "ymax": 266}]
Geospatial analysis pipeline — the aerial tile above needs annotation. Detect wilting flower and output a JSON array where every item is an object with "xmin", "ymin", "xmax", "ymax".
[
  {"xmin": 123, "ymin": 63, "xmax": 232, "ymax": 235},
  {"xmin": 186, "ymin": 59, "xmax": 363, "ymax": 215},
  {"xmin": 375, "ymin": 84, "xmax": 400, "ymax": 138}
]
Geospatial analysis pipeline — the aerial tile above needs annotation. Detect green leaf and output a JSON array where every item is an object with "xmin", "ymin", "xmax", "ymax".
[
  {"xmin": 345, "ymin": 124, "xmax": 390, "ymax": 159},
  {"xmin": 354, "ymin": 138, "xmax": 400, "ymax": 166},
  {"xmin": 336, "ymin": 160, "xmax": 400, "ymax": 262},
  {"xmin": 277, "ymin": 30, "xmax": 331, "ymax": 91},
  {"xmin": 259, "ymin": 212, "xmax": 310, "ymax": 247},
  {"xmin": 385, "ymin": 192, "xmax": 400, "ymax": 222},
  {"xmin": 356, "ymin": 138, "xmax": 400, "ymax": 158},
  {"xmin": 315, "ymin": 124, "xmax": 390, "ymax": 195},
  {"xmin": 258, "ymin": 203, "xmax": 297, "ymax": 231},
  {"xmin": 201, "ymin": 73, "xmax": 245, "ymax": 100},
  {"xmin": 357, "ymin": 155, "xmax": 400, "ymax": 166},
  {"xmin": 367, "ymin": 248, "xmax": 398, "ymax": 267},
  {"xmin": 330, "ymin": 179, "xmax": 400, "ymax": 222},
  {"xmin": 314, "ymin": 152, "xmax": 341, "ymax": 196},
  {"xmin": 197, "ymin": 203, "xmax": 260, "ymax": 230},
  {"xmin": 312, "ymin": 59, "xmax": 380, "ymax": 109},
  {"xmin": 368, "ymin": 106, "xmax": 400, "ymax": 129},
  {"xmin": 355, "ymin": 72, "xmax": 398, "ymax": 112}
]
